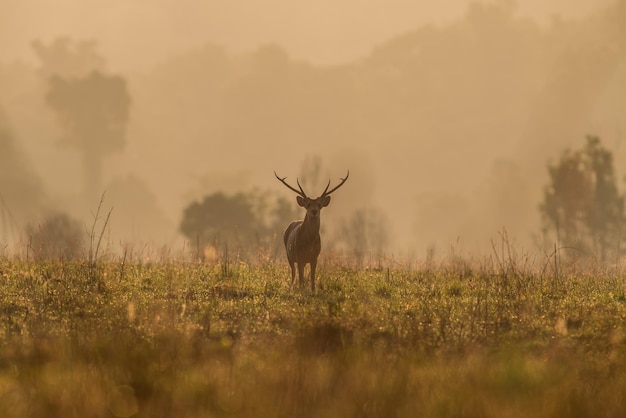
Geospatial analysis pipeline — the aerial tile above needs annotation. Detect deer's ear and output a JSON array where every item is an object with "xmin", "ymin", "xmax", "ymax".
[
  {"xmin": 296, "ymin": 196, "xmax": 306, "ymax": 207},
  {"xmin": 321, "ymin": 196, "xmax": 331, "ymax": 207}
]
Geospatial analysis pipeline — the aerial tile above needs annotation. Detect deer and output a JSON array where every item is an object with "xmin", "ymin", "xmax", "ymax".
[{"xmin": 274, "ymin": 170, "xmax": 349, "ymax": 291}]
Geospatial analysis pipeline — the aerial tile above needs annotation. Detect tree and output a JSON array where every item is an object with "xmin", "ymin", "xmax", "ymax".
[
  {"xmin": 180, "ymin": 192, "xmax": 261, "ymax": 251},
  {"xmin": 298, "ymin": 154, "xmax": 325, "ymax": 194},
  {"xmin": 45, "ymin": 71, "xmax": 130, "ymax": 196},
  {"xmin": 336, "ymin": 207, "xmax": 389, "ymax": 267},
  {"xmin": 0, "ymin": 110, "xmax": 46, "ymax": 229},
  {"xmin": 540, "ymin": 136, "xmax": 625, "ymax": 260},
  {"xmin": 180, "ymin": 190, "xmax": 300, "ymax": 257},
  {"xmin": 32, "ymin": 37, "xmax": 107, "ymax": 79}
]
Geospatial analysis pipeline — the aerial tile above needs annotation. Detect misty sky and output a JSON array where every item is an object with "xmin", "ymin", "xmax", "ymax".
[
  {"xmin": 1, "ymin": 0, "xmax": 624, "ymax": 256},
  {"xmin": 0, "ymin": 0, "xmax": 613, "ymax": 69}
]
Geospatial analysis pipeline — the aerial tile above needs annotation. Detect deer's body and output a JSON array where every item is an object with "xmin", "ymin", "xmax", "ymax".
[
  {"xmin": 283, "ymin": 217, "xmax": 321, "ymax": 289},
  {"xmin": 275, "ymin": 171, "xmax": 348, "ymax": 292}
]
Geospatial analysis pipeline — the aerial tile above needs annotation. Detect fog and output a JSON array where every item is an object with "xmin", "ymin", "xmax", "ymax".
[
  {"xmin": 1, "ymin": 0, "xmax": 625, "ymax": 259},
  {"xmin": 0, "ymin": 1, "xmax": 614, "ymax": 68}
]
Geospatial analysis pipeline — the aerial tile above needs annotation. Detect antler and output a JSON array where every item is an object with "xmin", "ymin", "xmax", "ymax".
[
  {"xmin": 321, "ymin": 170, "xmax": 350, "ymax": 197},
  {"xmin": 274, "ymin": 171, "xmax": 308, "ymax": 198}
]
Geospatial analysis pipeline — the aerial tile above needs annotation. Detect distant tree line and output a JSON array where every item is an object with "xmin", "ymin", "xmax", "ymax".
[{"xmin": 178, "ymin": 156, "xmax": 391, "ymax": 264}]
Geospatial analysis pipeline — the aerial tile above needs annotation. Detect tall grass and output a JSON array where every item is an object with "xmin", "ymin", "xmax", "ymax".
[{"xmin": 0, "ymin": 250, "xmax": 625, "ymax": 417}]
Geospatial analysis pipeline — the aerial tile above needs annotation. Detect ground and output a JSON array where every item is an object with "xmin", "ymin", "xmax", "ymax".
[{"xmin": 0, "ymin": 254, "xmax": 625, "ymax": 417}]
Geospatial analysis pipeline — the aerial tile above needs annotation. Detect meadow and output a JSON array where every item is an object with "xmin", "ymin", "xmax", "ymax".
[{"xmin": 1, "ymin": 248, "xmax": 626, "ymax": 418}]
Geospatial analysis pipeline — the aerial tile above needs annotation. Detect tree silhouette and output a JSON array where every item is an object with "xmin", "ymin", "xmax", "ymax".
[
  {"xmin": 32, "ymin": 38, "xmax": 106, "ymax": 79},
  {"xmin": 540, "ymin": 136, "xmax": 625, "ymax": 260},
  {"xmin": 180, "ymin": 190, "xmax": 299, "ymax": 256},
  {"xmin": 45, "ymin": 71, "xmax": 130, "ymax": 196},
  {"xmin": 336, "ymin": 207, "xmax": 389, "ymax": 267},
  {"xmin": 180, "ymin": 192, "xmax": 259, "ymax": 249},
  {"xmin": 0, "ymin": 110, "xmax": 46, "ymax": 228}
]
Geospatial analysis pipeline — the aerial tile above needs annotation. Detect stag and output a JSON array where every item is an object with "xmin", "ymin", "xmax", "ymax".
[{"xmin": 274, "ymin": 170, "xmax": 349, "ymax": 291}]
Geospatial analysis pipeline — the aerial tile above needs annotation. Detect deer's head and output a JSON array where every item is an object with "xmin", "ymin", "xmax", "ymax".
[{"xmin": 275, "ymin": 171, "xmax": 349, "ymax": 219}]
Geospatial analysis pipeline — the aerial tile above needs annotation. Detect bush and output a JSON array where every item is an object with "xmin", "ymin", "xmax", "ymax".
[{"xmin": 26, "ymin": 212, "xmax": 85, "ymax": 260}]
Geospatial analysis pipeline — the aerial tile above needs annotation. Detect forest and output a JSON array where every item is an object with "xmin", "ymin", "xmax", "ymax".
[{"xmin": 1, "ymin": 1, "xmax": 624, "ymax": 260}]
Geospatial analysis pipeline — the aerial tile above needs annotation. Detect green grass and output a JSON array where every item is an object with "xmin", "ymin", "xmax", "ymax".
[{"xmin": 1, "ymin": 255, "xmax": 626, "ymax": 417}]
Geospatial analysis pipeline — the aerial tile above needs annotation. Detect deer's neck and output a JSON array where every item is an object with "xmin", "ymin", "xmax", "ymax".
[{"xmin": 300, "ymin": 214, "xmax": 321, "ymax": 240}]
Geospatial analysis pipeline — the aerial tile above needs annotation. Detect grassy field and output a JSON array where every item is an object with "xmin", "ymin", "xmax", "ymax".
[{"xmin": 1, "ymin": 252, "xmax": 626, "ymax": 417}]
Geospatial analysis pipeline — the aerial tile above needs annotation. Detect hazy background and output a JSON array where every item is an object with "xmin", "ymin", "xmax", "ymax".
[{"xmin": 1, "ymin": 0, "xmax": 625, "ymax": 259}]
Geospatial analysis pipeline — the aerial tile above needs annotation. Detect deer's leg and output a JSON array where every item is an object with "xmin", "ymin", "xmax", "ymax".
[
  {"xmin": 289, "ymin": 262, "xmax": 296, "ymax": 286},
  {"xmin": 310, "ymin": 260, "xmax": 317, "ymax": 292},
  {"xmin": 297, "ymin": 263, "xmax": 305, "ymax": 288}
]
